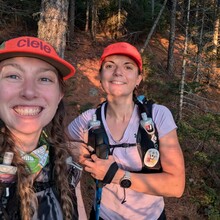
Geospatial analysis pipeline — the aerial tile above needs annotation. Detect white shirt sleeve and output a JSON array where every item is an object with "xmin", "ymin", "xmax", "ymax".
[
  {"xmin": 67, "ymin": 109, "xmax": 96, "ymax": 141},
  {"xmin": 152, "ymin": 104, "xmax": 177, "ymax": 139}
]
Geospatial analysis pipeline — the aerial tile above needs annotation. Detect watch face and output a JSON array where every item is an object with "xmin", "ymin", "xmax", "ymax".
[{"xmin": 120, "ymin": 179, "xmax": 131, "ymax": 188}]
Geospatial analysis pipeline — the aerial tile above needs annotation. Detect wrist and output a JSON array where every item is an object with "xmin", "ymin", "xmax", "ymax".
[
  {"xmin": 119, "ymin": 170, "xmax": 132, "ymax": 188},
  {"xmin": 112, "ymin": 168, "xmax": 125, "ymax": 184}
]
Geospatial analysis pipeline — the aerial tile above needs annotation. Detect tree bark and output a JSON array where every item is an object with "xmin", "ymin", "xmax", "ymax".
[
  {"xmin": 38, "ymin": 0, "xmax": 69, "ymax": 58},
  {"xmin": 69, "ymin": 0, "xmax": 75, "ymax": 44},
  {"xmin": 210, "ymin": 1, "xmax": 220, "ymax": 88},
  {"xmin": 85, "ymin": 0, "xmax": 89, "ymax": 32},
  {"xmin": 194, "ymin": 0, "xmax": 205, "ymax": 82},
  {"xmin": 179, "ymin": 0, "xmax": 191, "ymax": 121},
  {"xmin": 167, "ymin": 0, "xmax": 177, "ymax": 75},
  {"xmin": 91, "ymin": 0, "xmax": 97, "ymax": 41},
  {"xmin": 151, "ymin": 0, "xmax": 155, "ymax": 19},
  {"xmin": 117, "ymin": 0, "xmax": 121, "ymax": 38}
]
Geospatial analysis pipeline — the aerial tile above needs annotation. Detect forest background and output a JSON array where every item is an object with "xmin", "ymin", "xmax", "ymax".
[{"xmin": 0, "ymin": 0, "xmax": 220, "ymax": 219}]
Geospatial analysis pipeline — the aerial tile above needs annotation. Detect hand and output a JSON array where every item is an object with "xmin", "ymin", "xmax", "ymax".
[
  {"xmin": 68, "ymin": 141, "xmax": 92, "ymax": 164},
  {"xmin": 83, "ymin": 154, "xmax": 115, "ymax": 181}
]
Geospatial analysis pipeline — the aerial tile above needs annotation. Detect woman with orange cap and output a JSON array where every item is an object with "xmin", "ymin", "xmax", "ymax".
[
  {"xmin": 67, "ymin": 42, "xmax": 185, "ymax": 220},
  {"xmin": 0, "ymin": 36, "xmax": 82, "ymax": 219}
]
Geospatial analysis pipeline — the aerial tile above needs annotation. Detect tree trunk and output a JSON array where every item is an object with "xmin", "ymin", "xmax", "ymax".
[
  {"xmin": 151, "ymin": 0, "xmax": 155, "ymax": 19},
  {"xmin": 210, "ymin": 2, "xmax": 220, "ymax": 88},
  {"xmin": 140, "ymin": 0, "xmax": 168, "ymax": 54},
  {"xmin": 194, "ymin": 0, "xmax": 205, "ymax": 82},
  {"xmin": 91, "ymin": 0, "xmax": 97, "ymax": 41},
  {"xmin": 116, "ymin": 0, "xmax": 121, "ymax": 38},
  {"xmin": 85, "ymin": 0, "xmax": 89, "ymax": 32},
  {"xmin": 167, "ymin": 0, "xmax": 177, "ymax": 75},
  {"xmin": 179, "ymin": 0, "xmax": 191, "ymax": 121},
  {"xmin": 69, "ymin": 0, "xmax": 75, "ymax": 44},
  {"xmin": 38, "ymin": 0, "xmax": 69, "ymax": 58}
]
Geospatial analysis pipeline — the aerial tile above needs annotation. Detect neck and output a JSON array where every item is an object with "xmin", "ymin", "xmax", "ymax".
[
  {"xmin": 13, "ymin": 131, "xmax": 42, "ymax": 153},
  {"xmin": 106, "ymin": 96, "xmax": 135, "ymax": 121}
]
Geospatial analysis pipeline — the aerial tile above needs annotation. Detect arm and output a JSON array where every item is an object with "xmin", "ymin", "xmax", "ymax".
[
  {"xmin": 84, "ymin": 129, "xmax": 185, "ymax": 198},
  {"xmin": 66, "ymin": 109, "xmax": 96, "ymax": 164},
  {"xmin": 115, "ymin": 129, "xmax": 185, "ymax": 197}
]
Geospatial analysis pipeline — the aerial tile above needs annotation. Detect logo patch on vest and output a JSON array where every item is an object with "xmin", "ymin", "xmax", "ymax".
[{"xmin": 144, "ymin": 149, "xmax": 160, "ymax": 167}]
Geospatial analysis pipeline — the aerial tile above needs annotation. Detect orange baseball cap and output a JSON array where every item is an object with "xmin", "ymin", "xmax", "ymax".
[
  {"xmin": 0, "ymin": 36, "xmax": 75, "ymax": 80},
  {"xmin": 100, "ymin": 42, "xmax": 142, "ymax": 72}
]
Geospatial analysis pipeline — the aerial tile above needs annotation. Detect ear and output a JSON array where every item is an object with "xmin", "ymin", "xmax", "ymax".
[
  {"xmin": 136, "ymin": 74, "xmax": 142, "ymax": 86},
  {"xmin": 59, "ymin": 92, "xmax": 64, "ymax": 103}
]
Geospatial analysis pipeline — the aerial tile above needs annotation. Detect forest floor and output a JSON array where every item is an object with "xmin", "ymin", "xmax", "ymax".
[{"xmin": 63, "ymin": 31, "xmax": 209, "ymax": 220}]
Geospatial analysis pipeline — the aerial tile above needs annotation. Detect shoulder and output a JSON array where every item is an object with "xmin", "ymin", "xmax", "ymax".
[
  {"xmin": 81, "ymin": 108, "xmax": 97, "ymax": 119},
  {"xmin": 67, "ymin": 108, "xmax": 96, "ymax": 140},
  {"xmin": 152, "ymin": 104, "xmax": 177, "ymax": 138},
  {"xmin": 152, "ymin": 103, "xmax": 174, "ymax": 118},
  {"xmin": 70, "ymin": 108, "xmax": 96, "ymax": 125},
  {"xmin": 152, "ymin": 103, "xmax": 171, "ymax": 112}
]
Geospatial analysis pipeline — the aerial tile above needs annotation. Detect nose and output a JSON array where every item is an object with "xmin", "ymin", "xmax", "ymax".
[
  {"xmin": 113, "ymin": 66, "xmax": 123, "ymax": 76},
  {"xmin": 20, "ymin": 79, "xmax": 38, "ymax": 100}
]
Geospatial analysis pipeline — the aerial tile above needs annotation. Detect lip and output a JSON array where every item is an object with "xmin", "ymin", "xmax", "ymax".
[{"xmin": 13, "ymin": 105, "xmax": 43, "ymax": 116}]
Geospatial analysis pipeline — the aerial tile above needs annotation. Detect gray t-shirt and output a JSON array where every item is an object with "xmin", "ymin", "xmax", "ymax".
[{"xmin": 68, "ymin": 103, "xmax": 177, "ymax": 220}]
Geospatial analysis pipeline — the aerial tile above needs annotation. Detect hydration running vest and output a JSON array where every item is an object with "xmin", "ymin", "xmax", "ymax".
[{"xmin": 88, "ymin": 96, "xmax": 162, "ymax": 174}]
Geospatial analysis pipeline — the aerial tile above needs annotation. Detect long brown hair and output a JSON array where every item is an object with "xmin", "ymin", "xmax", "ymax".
[{"xmin": 0, "ymin": 73, "xmax": 75, "ymax": 220}]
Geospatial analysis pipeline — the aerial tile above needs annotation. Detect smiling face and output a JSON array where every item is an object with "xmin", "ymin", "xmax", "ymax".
[
  {"xmin": 100, "ymin": 55, "xmax": 142, "ymax": 99},
  {"xmin": 0, "ymin": 57, "xmax": 64, "ymax": 140}
]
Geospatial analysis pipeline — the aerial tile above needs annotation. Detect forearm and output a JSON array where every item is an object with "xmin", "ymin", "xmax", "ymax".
[{"xmin": 112, "ymin": 168, "xmax": 185, "ymax": 198}]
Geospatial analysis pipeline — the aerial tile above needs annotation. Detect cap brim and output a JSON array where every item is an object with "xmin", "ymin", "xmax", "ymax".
[
  {"xmin": 0, "ymin": 52, "xmax": 75, "ymax": 80},
  {"xmin": 100, "ymin": 52, "xmax": 142, "ymax": 72}
]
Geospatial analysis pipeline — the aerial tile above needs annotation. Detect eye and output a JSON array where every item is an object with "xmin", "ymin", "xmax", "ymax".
[
  {"xmin": 124, "ymin": 65, "xmax": 134, "ymax": 70},
  {"xmin": 7, "ymin": 74, "xmax": 19, "ymax": 79},
  {"xmin": 3, "ymin": 73, "xmax": 21, "ymax": 80},
  {"xmin": 106, "ymin": 64, "xmax": 113, "ymax": 69},
  {"xmin": 103, "ymin": 62, "xmax": 115, "ymax": 70},
  {"xmin": 38, "ymin": 71, "xmax": 57, "ymax": 83},
  {"xmin": 40, "ymin": 77, "xmax": 53, "ymax": 82}
]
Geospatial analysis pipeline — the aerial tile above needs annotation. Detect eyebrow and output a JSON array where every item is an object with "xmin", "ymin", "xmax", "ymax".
[
  {"xmin": 104, "ymin": 60, "xmax": 136, "ymax": 65},
  {"xmin": 103, "ymin": 60, "xmax": 115, "ymax": 64},
  {"xmin": 124, "ymin": 61, "xmax": 136, "ymax": 65},
  {"xmin": 1, "ymin": 63, "xmax": 23, "ymax": 72},
  {"xmin": 1, "ymin": 62, "xmax": 57, "ymax": 74}
]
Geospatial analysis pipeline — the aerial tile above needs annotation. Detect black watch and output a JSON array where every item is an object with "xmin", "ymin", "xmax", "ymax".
[{"xmin": 120, "ymin": 171, "xmax": 131, "ymax": 188}]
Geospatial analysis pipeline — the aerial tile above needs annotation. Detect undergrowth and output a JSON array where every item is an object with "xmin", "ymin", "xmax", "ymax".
[{"xmin": 142, "ymin": 54, "xmax": 220, "ymax": 220}]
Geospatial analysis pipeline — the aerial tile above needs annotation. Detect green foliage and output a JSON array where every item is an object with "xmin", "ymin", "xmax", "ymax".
[
  {"xmin": 143, "ymin": 77, "xmax": 179, "ymax": 103},
  {"xmin": 141, "ymin": 44, "xmax": 220, "ymax": 219},
  {"xmin": 123, "ymin": 0, "xmax": 169, "ymax": 33},
  {"xmin": 184, "ymin": 81, "xmax": 206, "ymax": 93},
  {"xmin": 178, "ymin": 113, "xmax": 220, "ymax": 219},
  {"xmin": 191, "ymin": 179, "xmax": 220, "ymax": 219},
  {"xmin": 95, "ymin": 0, "xmax": 170, "ymax": 37},
  {"xmin": 0, "ymin": 0, "xmax": 40, "ymax": 30}
]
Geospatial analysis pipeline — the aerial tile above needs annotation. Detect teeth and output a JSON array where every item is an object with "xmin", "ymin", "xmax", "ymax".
[
  {"xmin": 14, "ymin": 106, "xmax": 42, "ymax": 116},
  {"xmin": 111, "ymin": 81, "xmax": 124, "ymax": 85}
]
